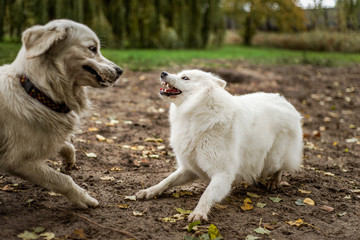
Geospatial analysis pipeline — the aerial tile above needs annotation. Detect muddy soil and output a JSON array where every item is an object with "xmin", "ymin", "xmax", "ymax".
[{"xmin": 1, "ymin": 61, "xmax": 359, "ymax": 240}]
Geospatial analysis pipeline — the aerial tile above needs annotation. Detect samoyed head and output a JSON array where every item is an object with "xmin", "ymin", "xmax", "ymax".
[{"xmin": 158, "ymin": 69, "xmax": 226, "ymax": 104}]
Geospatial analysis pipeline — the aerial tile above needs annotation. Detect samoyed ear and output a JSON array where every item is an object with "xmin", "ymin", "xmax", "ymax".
[
  {"xmin": 22, "ymin": 25, "xmax": 68, "ymax": 59},
  {"xmin": 212, "ymin": 75, "xmax": 227, "ymax": 88}
]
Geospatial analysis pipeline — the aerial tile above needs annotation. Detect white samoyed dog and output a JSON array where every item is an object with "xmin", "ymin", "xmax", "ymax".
[{"xmin": 136, "ymin": 70, "xmax": 303, "ymax": 222}]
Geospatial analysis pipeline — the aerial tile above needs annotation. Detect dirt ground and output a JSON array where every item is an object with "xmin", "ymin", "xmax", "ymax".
[{"xmin": 1, "ymin": 61, "xmax": 359, "ymax": 240}]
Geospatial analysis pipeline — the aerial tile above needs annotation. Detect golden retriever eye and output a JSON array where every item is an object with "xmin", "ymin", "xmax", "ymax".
[
  {"xmin": 89, "ymin": 46, "xmax": 97, "ymax": 53},
  {"xmin": 182, "ymin": 76, "xmax": 190, "ymax": 80}
]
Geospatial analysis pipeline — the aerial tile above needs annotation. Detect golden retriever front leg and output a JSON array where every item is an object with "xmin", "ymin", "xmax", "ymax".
[
  {"xmin": 59, "ymin": 141, "xmax": 76, "ymax": 171},
  {"xmin": 10, "ymin": 160, "xmax": 98, "ymax": 208}
]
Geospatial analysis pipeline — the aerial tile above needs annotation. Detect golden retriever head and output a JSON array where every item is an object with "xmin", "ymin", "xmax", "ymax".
[{"xmin": 18, "ymin": 19, "xmax": 122, "ymax": 112}]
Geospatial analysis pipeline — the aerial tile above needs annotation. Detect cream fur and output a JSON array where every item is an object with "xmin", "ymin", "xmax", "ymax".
[
  {"xmin": 0, "ymin": 19, "xmax": 122, "ymax": 208},
  {"xmin": 136, "ymin": 69, "xmax": 303, "ymax": 221}
]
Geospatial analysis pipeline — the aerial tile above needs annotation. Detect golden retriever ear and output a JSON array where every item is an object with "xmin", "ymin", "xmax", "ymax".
[{"xmin": 22, "ymin": 25, "xmax": 68, "ymax": 59}]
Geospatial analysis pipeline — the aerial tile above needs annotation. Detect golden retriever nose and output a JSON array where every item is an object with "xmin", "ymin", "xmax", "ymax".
[
  {"xmin": 161, "ymin": 71, "xmax": 168, "ymax": 79},
  {"xmin": 114, "ymin": 66, "xmax": 123, "ymax": 77}
]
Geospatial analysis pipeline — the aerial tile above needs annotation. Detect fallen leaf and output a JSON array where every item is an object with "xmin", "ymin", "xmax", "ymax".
[
  {"xmin": 346, "ymin": 138, "xmax": 358, "ymax": 143},
  {"xmin": 286, "ymin": 219, "xmax": 304, "ymax": 227},
  {"xmin": 214, "ymin": 204, "xmax": 228, "ymax": 210},
  {"xmin": 269, "ymin": 196, "xmax": 283, "ymax": 203},
  {"xmin": 96, "ymin": 134, "xmax": 106, "ymax": 142},
  {"xmin": 187, "ymin": 221, "xmax": 201, "ymax": 232},
  {"xmin": 208, "ymin": 224, "xmax": 222, "ymax": 240},
  {"xmin": 298, "ymin": 189, "xmax": 312, "ymax": 194},
  {"xmin": 303, "ymin": 198, "xmax": 315, "ymax": 206},
  {"xmin": 145, "ymin": 137, "xmax": 163, "ymax": 142},
  {"xmin": 295, "ymin": 199, "xmax": 306, "ymax": 206},
  {"xmin": 130, "ymin": 145, "xmax": 145, "ymax": 151},
  {"xmin": 124, "ymin": 195, "xmax": 137, "ymax": 201},
  {"xmin": 72, "ymin": 229, "xmax": 86, "ymax": 239},
  {"xmin": 160, "ymin": 217, "xmax": 177, "ymax": 223},
  {"xmin": 172, "ymin": 190, "xmax": 193, "ymax": 198},
  {"xmin": 48, "ymin": 192, "xmax": 62, "ymax": 197},
  {"xmin": 254, "ymin": 227, "xmax": 270, "ymax": 235},
  {"xmin": 33, "ymin": 227, "xmax": 45, "ymax": 233},
  {"xmin": 263, "ymin": 223, "xmax": 276, "ymax": 230},
  {"xmin": 17, "ymin": 231, "xmax": 39, "ymax": 240},
  {"xmin": 40, "ymin": 232, "xmax": 55, "ymax": 240},
  {"xmin": 157, "ymin": 145, "xmax": 166, "ymax": 150},
  {"xmin": 241, "ymin": 197, "xmax": 254, "ymax": 211},
  {"xmin": 256, "ymin": 202, "xmax": 267, "ymax": 208},
  {"xmin": 100, "ymin": 176, "xmax": 115, "ymax": 181},
  {"xmin": 106, "ymin": 119, "xmax": 119, "ymax": 126},
  {"xmin": 110, "ymin": 167, "xmax": 122, "ymax": 171},
  {"xmin": 133, "ymin": 211, "xmax": 144, "ymax": 216},
  {"xmin": 350, "ymin": 189, "xmax": 360, "ymax": 193},
  {"xmin": 124, "ymin": 120, "xmax": 133, "ymax": 125},
  {"xmin": 319, "ymin": 205, "xmax": 334, "ymax": 212},
  {"xmin": 85, "ymin": 152, "xmax": 97, "ymax": 158},
  {"xmin": 139, "ymin": 75, "xmax": 146, "ymax": 81},
  {"xmin": 174, "ymin": 207, "xmax": 192, "ymax": 215},
  {"xmin": 337, "ymin": 212, "xmax": 347, "ymax": 217},
  {"xmin": 247, "ymin": 192, "xmax": 261, "ymax": 198},
  {"xmin": 88, "ymin": 127, "xmax": 99, "ymax": 132},
  {"xmin": 1, "ymin": 184, "xmax": 14, "ymax": 191},
  {"xmin": 117, "ymin": 204, "xmax": 129, "ymax": 209},
  {"xmin": 245, "ymin": 235, "xmax": 260, "ymax": 240}
]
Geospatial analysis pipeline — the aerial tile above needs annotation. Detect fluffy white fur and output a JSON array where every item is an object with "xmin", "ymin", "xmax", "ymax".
[
  {"xmin": 0, "ymin": 20, "xmax": 122, "ymax": 208},
  {"xmin": 136, "ymin": 69, "xmax": 303, "ymax": 221}
]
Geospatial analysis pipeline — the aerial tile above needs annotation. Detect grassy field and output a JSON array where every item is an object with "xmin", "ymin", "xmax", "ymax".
[{"xmin": 1, "ymin": 42, "xmax": 360, "ymax": 70}]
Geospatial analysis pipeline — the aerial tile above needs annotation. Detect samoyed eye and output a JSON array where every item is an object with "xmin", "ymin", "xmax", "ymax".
[{"xmin": 182, "ymin": 76, "xmax": 190, "ymax": 80}]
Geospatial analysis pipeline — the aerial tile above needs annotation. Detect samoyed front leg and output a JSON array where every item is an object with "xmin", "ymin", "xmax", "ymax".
[
  {"xmin": 59, "ymin": 141, "xmax": 76, "ymax": 171},
  {"xmin": 136, "ymin": 168, "xmax": 197, "ymax": 200},
  {"xmin": 188, "ymin": 174, "xmax": 233, "ymax": 222},
  {"xmin": 10, "ymin": 160, "xmax": 98, "ymax": 208}
]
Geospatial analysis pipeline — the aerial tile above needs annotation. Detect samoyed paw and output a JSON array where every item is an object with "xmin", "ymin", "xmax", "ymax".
[
  {"xmin": 68, "ymin": 190, "xmax": 99, "ymax": 209},
  {"xmin": 136, "ymin": 188, "xmax": 157, "ymax": 200},
  {"xmin": 188, "ymin": 210, "xmax": 209, "ymax": 222}
]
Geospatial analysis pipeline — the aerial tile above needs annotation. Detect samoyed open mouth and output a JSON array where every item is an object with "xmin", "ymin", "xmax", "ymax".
[{"xmin": 159, "ymin": 80, "xmax": 182, "ymax": 96}]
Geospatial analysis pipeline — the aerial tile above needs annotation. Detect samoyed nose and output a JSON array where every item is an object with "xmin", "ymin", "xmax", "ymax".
[{"xmin": 161, "ymin": 71, "xmax": 168, "ymax": 79}]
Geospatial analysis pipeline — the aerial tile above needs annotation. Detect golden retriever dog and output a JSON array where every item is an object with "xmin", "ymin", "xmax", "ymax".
[
  {"xmin": 0, "ymin": 19, "xmax": 122, "ymax": 208},
  {"xmin": 136, "ymin": 70, "xmax": 302, "ymax": 221}
]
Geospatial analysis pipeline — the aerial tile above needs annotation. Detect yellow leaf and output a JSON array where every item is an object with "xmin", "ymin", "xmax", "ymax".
[
  {"xmin": 96, "ymin": 134, "xmax": 106, "ymax": 142},
  {"xmin": 117, "ymin": 204, "xmax": 129, "ymax": 209},
  {"xmin": 241, "ymin": 197, "xmax": 254, "ymax": 211},
  {"xmin": 110, "ymin": 167, "xmax": 122, "ymax": 171},
  {"xmin": 303, "ymin": 198, "xmax": 315, "ymax": 206},
  {"xmin": 145, "ymin": 137, "xmax": 164, "ymax": 142},
  {"xmin": 88, "ymin": 127, "xmax": 99, "ymax": 132},
  {"xmin": 298, "ymin": 189, "xmax": 311, "ymax": 194},
  {"xmin": 286, "ymin": 219, "xmax": 304, "ymax": 227},
  {"xmin": 208, "ymin": 224, "xmax": 222, "ymax": 240}
]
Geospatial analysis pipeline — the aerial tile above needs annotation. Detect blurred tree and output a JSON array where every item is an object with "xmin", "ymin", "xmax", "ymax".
[
  {"xmin": 0, "ymin": 0, "xmax": 225, "ymax": 48},
  {"xmin": 337, "ymin": 0, "xmax": 360, "ymax": 30},
  {"xmin": 0, "ymin": 0, "xmax": 5, "ymax": 40},
  {"xmin": 223, "ymin": 0, "xmax": 305, "ymax": 45}
]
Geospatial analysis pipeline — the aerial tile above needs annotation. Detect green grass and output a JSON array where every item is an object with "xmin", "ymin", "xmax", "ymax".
[{"xmin": 1, "ymin": 42, "xmax": 360, "ymax": 71}]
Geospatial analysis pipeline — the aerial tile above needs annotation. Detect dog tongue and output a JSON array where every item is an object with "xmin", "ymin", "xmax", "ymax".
[{"xmin": 160, "ymin": 88, "xmax": 180, "ymax": 94}]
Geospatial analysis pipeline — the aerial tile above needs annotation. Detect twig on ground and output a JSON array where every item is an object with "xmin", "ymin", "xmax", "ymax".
[{"xmin": 61, "ymin": 209, "xmax": 138, "ymax": 240}]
